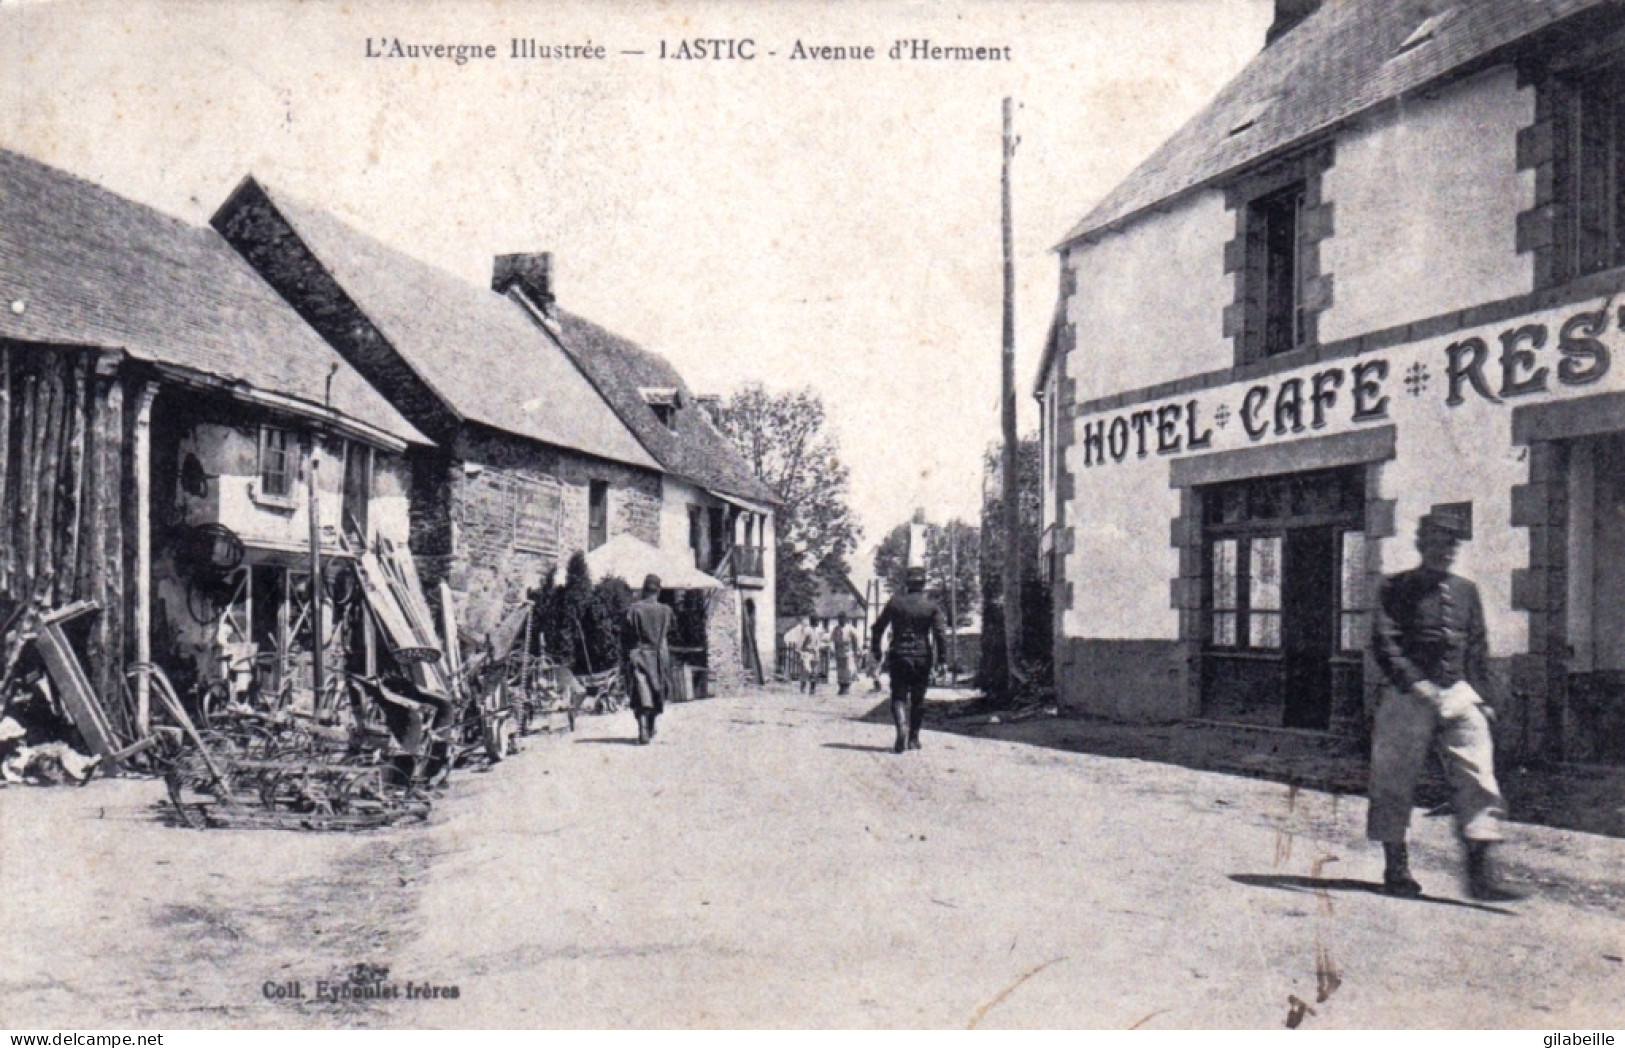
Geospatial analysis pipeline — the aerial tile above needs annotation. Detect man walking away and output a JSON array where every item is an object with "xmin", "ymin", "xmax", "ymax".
[
  {"xmin": 870, "ymin": 566, "xmax": 948, "ymax": 753},
  {"xmin": 1367, "ymin": 509, "xmax": 1530, "ymax": 901},
  {"xmin": 624, "ymin": 574, "xmax": 674, "ymax": 745},
  {"xmin": 783, "ymin": 616, "xmax": 811, "ymax": 692}
]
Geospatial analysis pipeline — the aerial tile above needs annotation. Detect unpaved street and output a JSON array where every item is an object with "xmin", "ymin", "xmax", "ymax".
[{"xmin": 4, "ymin": 686, "xmax": 1625, "ymax": 1029}]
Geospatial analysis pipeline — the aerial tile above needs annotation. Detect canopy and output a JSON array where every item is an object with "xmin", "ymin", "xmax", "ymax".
[{"xmin": 583, "ymin": 533, "xmax": 723, "ymax": 591}]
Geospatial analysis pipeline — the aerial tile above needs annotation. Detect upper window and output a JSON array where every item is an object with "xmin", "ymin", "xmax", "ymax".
[
  {"xmin": 588, "ymin": 479, "xmax": 609, "ymax": 551},
  {"xmin": 1249, "ymin": 182, "xmax": 1308, "ymax": 359},
  {"xmin": 1224, "ymin": 145, "xmax": 1332, "ymax": 366},
  {"xmin": 639, "ymin": 387, "xmax": 682, "ymax": 431},
  {"xmin": 1567, "ymin": 68, "xmax": 1625, "ymax": 278},
  {"xmin": 258, "ymin": 427, "xmax": 293, "ymax": 500}
]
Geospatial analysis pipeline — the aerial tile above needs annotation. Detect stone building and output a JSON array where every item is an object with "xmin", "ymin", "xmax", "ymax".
[
  {"xmin": 1036, "ymin": 0, "xmax": 1625, "ymax": 761},
  {"xmin": 216, "ymin": 181, "xmax": 780, "ymax": 693},
  {"xmin": 213, "ymin": 178, "xmax": 665, "ymax": 641},
  {"xmin": 497, "ymin": 259, "xmax": 781, "ymax": 694},
  {"xmin": 0, "ymin": 149, "xmax": 425, "ymax": 731}
]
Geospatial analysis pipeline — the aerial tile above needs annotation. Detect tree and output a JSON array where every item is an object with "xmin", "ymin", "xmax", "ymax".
[
  {"xmin": 711, "ymin": 384, "xmax": 862, "ymax": 617},
  {"xmin": 872, "ymin": 518, "xmax": 979, "ymax": 626}
]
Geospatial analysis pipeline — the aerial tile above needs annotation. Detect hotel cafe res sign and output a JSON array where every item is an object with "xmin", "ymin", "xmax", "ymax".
[{"xmin": 1077, "ymin": 295, "xmax": 1625, "ymax": 468}]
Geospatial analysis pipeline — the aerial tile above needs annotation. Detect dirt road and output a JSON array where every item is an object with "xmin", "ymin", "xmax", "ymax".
[{"xmin": 4, "ymin": 686, "xmax": 1624, "ymax": 1028}]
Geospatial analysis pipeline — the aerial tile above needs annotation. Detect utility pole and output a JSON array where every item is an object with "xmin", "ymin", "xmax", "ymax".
[
  {"xmin": 949, "ymin": 520, "xmax": 959, "ymax": 686},
  {"xmin": 1000, "ymin": 96, "xmax": 1023, "ymax": 701}
]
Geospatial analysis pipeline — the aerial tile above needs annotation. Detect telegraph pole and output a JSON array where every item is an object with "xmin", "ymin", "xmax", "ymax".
[{"xmin": 1000, "ymin": 97, "xmax": 1023, "ymax": 700}]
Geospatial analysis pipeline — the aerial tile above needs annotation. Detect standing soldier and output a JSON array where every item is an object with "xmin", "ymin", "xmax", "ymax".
[
  {"xmin": 870, "ymin": 566, "xmax": 948, "ymax": 753},
  {"xmin": 1367, "ymin": 509, "xmax": 1530, "ymax": 901},
  {"xmin": 624, "ymin": 574, "xmax": 674, "ymax": 745}
]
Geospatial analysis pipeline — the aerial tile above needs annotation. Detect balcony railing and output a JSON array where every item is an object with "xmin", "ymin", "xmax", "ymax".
[{"xmin": 733, "ymin": 545, "xmax": 765, "ymax": 579}]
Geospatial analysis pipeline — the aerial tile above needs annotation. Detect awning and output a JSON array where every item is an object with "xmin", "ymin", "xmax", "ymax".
[
  {"xmin": 702, "ymin": 486, "xmax": 775, "ymax": 517},
  {"xmin": 583, "ymin": 533, "xmax": 722, "ymax": 591}
]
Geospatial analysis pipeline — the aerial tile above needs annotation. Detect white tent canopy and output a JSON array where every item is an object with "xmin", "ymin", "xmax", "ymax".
[{"xmin": 582, "ymin": 533, "xmax": 723, "ymax": 591}]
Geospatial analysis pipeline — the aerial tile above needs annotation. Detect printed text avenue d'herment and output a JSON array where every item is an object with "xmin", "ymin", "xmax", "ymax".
[{"xmin": 363, "ymin": 37, "xmax": 1013, "ymax": 64}]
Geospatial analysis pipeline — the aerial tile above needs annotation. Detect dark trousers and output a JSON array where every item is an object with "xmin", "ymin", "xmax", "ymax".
[{"xmin": 889, "ymin": 657, "xmax": 932, "ymax": 731}]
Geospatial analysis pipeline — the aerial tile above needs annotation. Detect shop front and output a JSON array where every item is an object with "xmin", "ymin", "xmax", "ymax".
[{"xmin": 1060, "ymin": 289, "xmax": 1625, "ymax": 761}]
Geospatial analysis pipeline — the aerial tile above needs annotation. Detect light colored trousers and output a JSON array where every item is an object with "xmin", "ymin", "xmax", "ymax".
[{"xmin": 1366, "ymin": 680, "xmax": 1507, "ymax": 843}]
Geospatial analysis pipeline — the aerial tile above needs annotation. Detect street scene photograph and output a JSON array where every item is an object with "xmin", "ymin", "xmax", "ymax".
[{"xmin": 3, "ymin": 0, "xmax": 1625, "ymax": 1032}]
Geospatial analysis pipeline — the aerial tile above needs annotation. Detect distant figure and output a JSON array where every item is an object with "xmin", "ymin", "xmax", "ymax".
[
  {"xmin": 782, "ymin": 615, "xmax": 812, "ymax": 691},
  {"xmin": 870, "ymin": 566, "xmax": 948, "ymax": 753},
  {"xmin": 1368, "ymin": 509, "xmax": 1529, "ymax": 901},
  {"xmin": 831, "ymin": 613, "xmax": 859, "ymax": 695},
  {"xmin": 801, "ymin": 617, "xmax": 825, "ymax": 695},
  {"xmin": 624, "ymin": 574, "xmax": 674, "ymax": 745}
]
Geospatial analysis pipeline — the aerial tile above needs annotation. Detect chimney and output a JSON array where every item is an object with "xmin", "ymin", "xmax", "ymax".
[
  {"xmin": 1265, "ymin": 0, "xmax": 1320, "ymax": 46},
  {"xmin": 492, "ymin": 252, "xmax": 556, "ymax": 319}
]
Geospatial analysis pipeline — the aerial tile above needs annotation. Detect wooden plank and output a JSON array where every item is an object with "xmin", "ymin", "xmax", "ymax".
[
  {"xmin": 0, "ymin": 344, "xmax": 10, "ymax": 594},
  {"xmin": 34, "ymin": 612, "xmax": 127, "ymax": 768},
  {"xmin": 60, "ymin": 353, "xmax": 90, "ymax": 603},
  {"xmin": 36, "ymin": 355, "xmax": 65, "ymax": 605},
  {"xmin": 18, "ymin": 369, "xmax": 38, "ymax": 597}
]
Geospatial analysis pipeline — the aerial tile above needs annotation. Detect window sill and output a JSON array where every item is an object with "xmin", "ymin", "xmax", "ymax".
[{"xmin": 249, "ymin": 483, "xmax": 298, "ymax": 512}]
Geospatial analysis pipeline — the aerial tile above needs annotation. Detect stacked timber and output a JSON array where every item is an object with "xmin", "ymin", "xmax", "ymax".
[
  {"xmin": 0, "ymin": 345, "xmax": 134, "ymax": 737},
  {"xmin": 353, "ymin": 536, "xmax": 456, "ymax": 698}
]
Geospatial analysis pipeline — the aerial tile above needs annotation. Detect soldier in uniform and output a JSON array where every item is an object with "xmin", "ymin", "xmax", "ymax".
[
  {"xmin": 1367, "ymin": 509, "xmax": 1529, "ymax": 901},
  {"xmin": 624, "ymin": 574, "xmax": 674, "ymax": 745},
  {"xmin": 870, "ymin": 565, "xmax": 949, "ymax": 754}
]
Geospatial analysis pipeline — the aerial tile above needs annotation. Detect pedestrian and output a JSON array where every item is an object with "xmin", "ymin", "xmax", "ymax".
[
  {"xmin": 801, "ymin": 617, "xmax": 824, "ymax": 695},
  {"xmin": 782, "ymin": 616, "xmax": 811, "ymax": 692},
  {"xmin": 624, "ymin": 574, "xmax": 674, "ymax": 745},
  {"xmin": 1367, "ymin": 509, "xmax": 1530, "ymax": 901},
  {"xmin": 831, "ymin": 613, "xmax": 858, "ymax": 695},
  {"xmin": 870, "ymin": 565, "xmax": 948, "ymax": 753}
]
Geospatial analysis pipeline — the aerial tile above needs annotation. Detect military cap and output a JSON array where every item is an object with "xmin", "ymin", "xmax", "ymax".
[
  {"xmin": 1419, "ymin": 505, "xmax": 1472, "ymax": 541},
  {"xmin": 905, "ymin": 565, "xmax": 928, "ymax": 582},
  {"xmin": 642, "ymin": 573, "xmax": 663, "ymax": 593}
]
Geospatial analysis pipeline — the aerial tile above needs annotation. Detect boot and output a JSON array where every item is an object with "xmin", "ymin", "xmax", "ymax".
[
  {"xmin": 1466, "ymin": 841, "xmax": 1532, "ymax": 901},
  {"xmin": 1381, "ymin": 842, "xmax": 1422, "ymax": 897},
  {"xmin": 636, "ymin": 712, "xmax": 650, "ymax": 745},
  {"xmin": 891, "ymin": 699, "xmax": 909, "ymax": 754},
  {"xmin": 907, "ymin": 703, "xmax": 924, "ymax": 751},
  {"xmin": 647, "ymin": 713, "xmax": 658, "ymax": 740}
]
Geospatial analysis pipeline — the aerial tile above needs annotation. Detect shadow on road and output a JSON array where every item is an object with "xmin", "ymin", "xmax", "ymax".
[
  {"xmin": 1228, "ymin": 873, "xmax": 1517, "ymax": 916},
  {"xmin": 821, "ymin": 742, "xmax": 896, "ymax": 754},
  {"xmin": 573, "ymin": 737, "xmax": 641, "ymax": 746}
]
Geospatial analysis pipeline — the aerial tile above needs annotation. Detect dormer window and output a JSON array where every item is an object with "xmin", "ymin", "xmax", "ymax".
[
  {"xmin": 639, "ymin": 387, "xmax": 682, "ymax": 431},
  {"xmin": 1397, "ymin": 9, "xmax": 1454, "ymax": 55}
]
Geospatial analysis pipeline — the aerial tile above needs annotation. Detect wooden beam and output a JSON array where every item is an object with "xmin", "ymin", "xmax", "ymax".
[
  {"xmin": 0, "ymin": 345, "xmax": 10, "ymax": 595},
  {"xmin": 36, "ymin": 354, "xmax": 65, "ymax": 605},
  {"xmin": 61, "ymin": 353, "xmax": 90, "ymax": 603},
  {"xmin": 131, "ymin": 380, "xmax": 158, "ymax": 735},
  {"xmin": 19, "ymin": 368, "xmax": 40, "ymax": 598}
]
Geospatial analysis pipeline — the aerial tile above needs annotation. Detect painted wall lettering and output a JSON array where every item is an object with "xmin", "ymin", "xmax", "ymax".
[
  {"xmin": 1240, "ymin": 385, "xmax": 1270, "ymax": 441},
  {"xmin": 1130, "ymin": 409, "xmax": 1155, "ymax": 458},
  {"xmin": 1273, "ymin": 377, "xmax": 1305, "ymax": 435},
  {"xmin": 1107, "ymin": 416, "xmax": 1130, "ymax": 462},
  {"xmin": 1185, "ymin": 398, "xmax": 1213, "ymax": 449},
  {"xmin": 1498, "ymin": 324, "xmax": 1549, "ymax": 398},
  {"xmin": 1155, "ymin": 403, "xmax": 1182, "ymax": 455},
  {"xmin": 1310, "ymin": 368, "xmax": 1342, "ymax": 428},
  {"xmin": 1351, "ymin": 360, "xmax": 1389, "ymax": 421},
  {"xmin": 1446, "ymin": 336, "xmax": 1499, "ymax": 406},
  {"xmin": 1081, "ymin": 418, "xmax": 1105, "ymax": 467},
  {"xmin": 1558, "ymin": 307, "xmax": 1611, "ymax": 386}
]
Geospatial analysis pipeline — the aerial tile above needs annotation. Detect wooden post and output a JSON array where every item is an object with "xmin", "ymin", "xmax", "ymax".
[
  {"xmin": 60, "ymin": 353, "xmax": 91, "ymax": 604},
  {"xmin": 87, "ymin": 351, "xmax": 127, "ymax": 735},
  {"xmin": 20, "ymin": 368, "xmax": 40, "ymax": 596},
  {"xmin": 0, "ymin": 344, "xmax": 10, "ymax": 595},
  {"xmin": 131, "ymin": 381, "xmax": 158, "ymax": 735},
  {"xmin": 308, "ymin": 438, "xmax": 325, "ymax": 706},
  {"xmin": 37, "ymin": 355, "xmax": 65, "ymax": 605},
  {"xmin": 1000, "ymin": 97, "xmax": 1024, "ymax": 698}
]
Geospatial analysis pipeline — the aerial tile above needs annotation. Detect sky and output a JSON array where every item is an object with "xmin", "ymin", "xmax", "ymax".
[{"xmin": 0, "ymin": 0, "xmax": 1272, "ymax": 576}]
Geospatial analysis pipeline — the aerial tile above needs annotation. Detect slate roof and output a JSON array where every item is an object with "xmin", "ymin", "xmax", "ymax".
[
  {"xmin": 0, "ymin": 148, "xmax": 424, "ymax": 446},
  {"xmin": 1060, "ymin": 0, "xmax": 1622, "ymax": 247},
  {"xmin": 218, "ymin": 179, "xmax": 659, "ymax": 472},
  {"xmin": 547, "ymin": 310, "xmax": 783, "ymax": 507}
]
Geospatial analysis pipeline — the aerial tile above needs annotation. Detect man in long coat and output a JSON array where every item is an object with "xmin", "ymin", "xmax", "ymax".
[{"xmin": 624, "ymin": 574, "xmax": 674, "ymax": 745}]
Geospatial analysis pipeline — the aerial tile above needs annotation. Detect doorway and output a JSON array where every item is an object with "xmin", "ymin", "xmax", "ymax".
[{"xmin": 1200, "ymin": 467, "xmax": 1365, "ymax": 730}]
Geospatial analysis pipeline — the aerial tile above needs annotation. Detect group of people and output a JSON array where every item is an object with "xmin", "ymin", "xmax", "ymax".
[
  {"xmin": 625, "ymin": 514, "xmax": 1527, "ymax": 900},
  {"xmin": 782, "ymin": 613, "xmax": 865, "ymax": 696}
]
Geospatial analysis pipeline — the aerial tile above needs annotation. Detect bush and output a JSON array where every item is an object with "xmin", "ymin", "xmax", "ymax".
[{"xmin": 530, "ymin": 552, "xmax": 634, "ymax": 675}]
